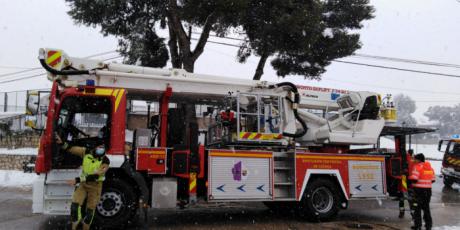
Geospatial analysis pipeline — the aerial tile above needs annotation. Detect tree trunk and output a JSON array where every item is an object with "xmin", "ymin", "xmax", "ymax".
[
  {"xmin": 167, "ymin": 24, "xmax": 182, "ymax": 68},
  {"xmin": 167, "ymin": 0, "xmax": 216, "ymax": 73},
  {"xmin": 253, "ymin": 52, "xmax": 269, "ymax": 80},
  {"xmin": 182, "ymin": 58, "xmax": 195, "ymax": 73}
]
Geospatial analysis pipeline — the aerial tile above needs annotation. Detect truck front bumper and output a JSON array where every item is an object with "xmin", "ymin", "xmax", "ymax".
[{"xmin": 441, "ymin": 167, "xmax": 460, "ymax": 183}]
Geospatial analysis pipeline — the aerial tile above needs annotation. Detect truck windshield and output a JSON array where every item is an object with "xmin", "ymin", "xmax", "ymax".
[
  {"xmin": 72, "ymin": 113, "xmax": 108, "ymax": 138},
  {"xmin": 447, "ymin": 142, "xmax": 460, "ymax": 156},
  {"xmin": 57, "ymin": 96, "xmax": 112, "ymax": 149}
]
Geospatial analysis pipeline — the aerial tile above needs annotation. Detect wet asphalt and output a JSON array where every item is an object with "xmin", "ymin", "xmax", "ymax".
[{"xmin": 0, "ymin": 178, "xmax": 459, "ymax": 230}]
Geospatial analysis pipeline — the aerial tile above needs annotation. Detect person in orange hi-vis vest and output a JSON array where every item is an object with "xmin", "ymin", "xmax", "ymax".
[
  {"xmin": 398, "ymin": 149, "xmax": 415, "ymax": 218},
  {"xmin": 408, "ymin": 153, "xmax": 436, "ymax": 230}
]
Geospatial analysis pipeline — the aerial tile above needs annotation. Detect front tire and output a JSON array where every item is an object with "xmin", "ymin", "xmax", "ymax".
[
  {"xmin": 443, "ymin": 176, "xmax": 454, "ymax": 187},
  {"xmin": 298, "ymin": 178, "xmax": 340, "ymax": 221},
  {"xmin": 94, "ymin": 179, "xmax": 138, "ymax": 228}
]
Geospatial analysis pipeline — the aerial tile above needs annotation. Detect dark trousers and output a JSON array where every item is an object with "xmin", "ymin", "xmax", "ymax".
[{"xmin": 411, "ymin": 188, "xmax": 432, "ymax": 229}]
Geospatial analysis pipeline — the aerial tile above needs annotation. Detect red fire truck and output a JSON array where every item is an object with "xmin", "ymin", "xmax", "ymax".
[{"xmin": 27, "ymin": 49, "xmax": 431, "ymax": 228}]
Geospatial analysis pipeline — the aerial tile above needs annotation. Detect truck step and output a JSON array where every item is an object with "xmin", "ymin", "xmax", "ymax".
[
  {"xmin": 274, "ymin": 182, "xmax": 294, "ymax": 186},
  {"xmin": 273, "ymin": 197, "xmax": 296, "ymax": 201},
  {"xmin": 44, "ymin": 195, "xmax": 72, "ymax": 200},
  {"xmin": 274, "ymin": 166, "xmax": 292, "ymax": 170},
  {"xmin": 45, "ymin": 180, "xmax": 72, "ymax": 185}
]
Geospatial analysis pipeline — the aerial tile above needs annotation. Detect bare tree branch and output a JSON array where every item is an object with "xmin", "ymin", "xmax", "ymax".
[{"xmin": 191, "ymin": 12, "xmax": 216, "ymax": 61}]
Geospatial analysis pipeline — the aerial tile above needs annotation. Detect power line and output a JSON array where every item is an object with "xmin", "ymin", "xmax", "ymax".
[
  {"xmin": 0, "ymin": 55, "xmax": 122, "ymax": 84},
  {"xmin": 0, "ymin": 72, "xmax": 46, "ymax": 84},
  {"xmin": 200, "ymin": 35, "xmax": 460, "ymax": 80},
  {"xmin": 332, "ymin": 60, "xmax": 460, "ymax": 78},
  {"xmin": 0, "ymin": 68, "xmax": 41, "ymax": 78},
  {"xmin": 0, "ymin": 50, "xmax": 118, "ymax": 79},
  {"xmin": 201, "ymin": 33, "xmax": 460, "ymax": 70},
  {"xmin": 191, "ymin": 37, "xmax": 241, "ymax": 48},
  {"xmin": 84, "ymin": 50, "xmax": 118, "ymax": 58},
  {"xmin": 353, "ymin": 54, "xmax": 460, "ymax": 69},
  {"xmin": 204, "ymin": 45, "xmax": 460, "ymax": 98},
  {"xmin": 0, "ymin": 65, "xmax": 40, "ymax": 70},
  {"xmin": 324, "ymin": 78, "xmax": 460, "ymax": 96},
  {"xmin": 0, "ymin": 88, "xmax": 51, "ymax": 94}
]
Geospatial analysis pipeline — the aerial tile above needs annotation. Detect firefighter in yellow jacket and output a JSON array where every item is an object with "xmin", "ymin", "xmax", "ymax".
[{"xmin": 56, "ymin": 135, "xmax": 110, "ymax": 230}]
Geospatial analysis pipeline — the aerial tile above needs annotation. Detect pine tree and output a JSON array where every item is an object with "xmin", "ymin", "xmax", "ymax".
[
  {"xmin": 239, "ymin": 0, "xmax": 374, "ymax": 80},
  {"xmin": 66, "ymin": 0, "xmax": 374, "ymax": 79},
  {"xmin": 66, "ymin": 0, "xmax": 247, "ymax": 72}
]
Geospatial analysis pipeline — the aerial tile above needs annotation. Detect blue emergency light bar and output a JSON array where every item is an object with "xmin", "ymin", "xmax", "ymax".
[{"xmin": 86, "ymin": 79, "xmax": 95, "ymax": 86}]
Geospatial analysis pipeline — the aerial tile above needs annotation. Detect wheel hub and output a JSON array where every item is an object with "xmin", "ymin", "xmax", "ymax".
[
  {"xmin": 311, "ymin": 187, "xmax": 333, "ymax": 214},
  {"xmin": 97, "ymin": 191, "xmax": 123, "ymax": 217}
]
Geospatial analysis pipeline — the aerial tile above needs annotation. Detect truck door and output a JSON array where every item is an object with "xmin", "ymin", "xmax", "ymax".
[{"xmin": 53, "ymin": 96, "xmax": 112, "ymax": 168}]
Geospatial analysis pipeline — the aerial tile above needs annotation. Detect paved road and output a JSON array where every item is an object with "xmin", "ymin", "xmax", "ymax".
[{"xmin": 1, "ymin": 179, "xmax": 459, "ymax": 230}]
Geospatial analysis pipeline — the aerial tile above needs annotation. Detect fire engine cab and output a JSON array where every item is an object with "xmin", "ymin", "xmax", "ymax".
[
  {"xmin": 27, "ymin": 48, "xmax": 427, "ymax": 227},
  {"xmin": 438, "ymin": 136, "xmax": 460, "ymax": 187}
]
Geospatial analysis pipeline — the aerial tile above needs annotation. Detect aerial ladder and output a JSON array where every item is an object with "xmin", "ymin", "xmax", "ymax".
[{"xmin": 38, "ymin": 48, "xmax": 385, "ymax": 146}]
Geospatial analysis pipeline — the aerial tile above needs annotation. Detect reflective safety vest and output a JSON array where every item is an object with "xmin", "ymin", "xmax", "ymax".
[
  {"xmin": 80, "ymin": 154, "xmax": 105, "ymax": 182},
  {"xmin": 399, "ymin": 153, "xmax": 414, "ymax": 192},
  {"xmin": 409, "ymin": 162, "xmax": 435, "ymax": 188}
]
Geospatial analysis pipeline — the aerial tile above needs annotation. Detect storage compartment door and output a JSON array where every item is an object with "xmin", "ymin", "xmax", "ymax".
[
  {"xmin": 348, "ymin": 160, "xmax": 386, "ymax": 198},
  {"xmin": 209, "ymin": 151, "xmax": 273, "ymax": 200}
]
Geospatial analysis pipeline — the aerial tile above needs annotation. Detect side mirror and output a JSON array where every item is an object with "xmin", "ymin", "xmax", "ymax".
[
  {"xmin": 26, "ymin": 90, "xmax": 39, "ymax": 115},
  {"xmin": 438, "ymin": 140, "xmax": 445, "ymax": 152}
]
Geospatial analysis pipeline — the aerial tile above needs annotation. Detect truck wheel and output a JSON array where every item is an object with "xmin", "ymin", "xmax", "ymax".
[
  {"xmin": 94, "ymin": 179, "xmax": 138, "ymax": 228},
  {"xmin": 443, "ymin": 176, "xmax": 454, "ymax": 187},
  {"xmin": 298, "ymin": 178, "xmax": 340, "ymax": 221}
]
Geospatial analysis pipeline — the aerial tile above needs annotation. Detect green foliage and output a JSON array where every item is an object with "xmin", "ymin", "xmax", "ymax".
[
  {"xmin": 241, "ymin": 0, "xmax": 374, "ymax": 79},
  {"xmin": 67, "ymin": 0, "xmax": 169, "ymax": 67},
  {"xmin": 118, "ymin": 29, "xmax": 169, "ymax": 67},
  {"xmin": 66, "ymin": 0, "xmax": 374, "ymax": 78},
  {"xmin": 66, "ymin": 0, "xmax": 247, "ymax": 70}
]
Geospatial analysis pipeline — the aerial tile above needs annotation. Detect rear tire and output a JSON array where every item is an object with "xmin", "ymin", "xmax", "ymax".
[
  {"xmin": 298, "ymin": 178, "xmax": 340, "ymax": 221},
  {"xmin": 94, "ymin": 179, "xmax": 138, "ymax": 228}
]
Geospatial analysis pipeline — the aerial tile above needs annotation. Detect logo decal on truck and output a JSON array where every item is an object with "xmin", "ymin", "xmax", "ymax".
[
  {"xmin": 232, "ymin": 161, "xmax": 249, "ymax": 181},
  {"xmin": 232, "ymin": 161, "xmax": 242, "ymax": 181}
]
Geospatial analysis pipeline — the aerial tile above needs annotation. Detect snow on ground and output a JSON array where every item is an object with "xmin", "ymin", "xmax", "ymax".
[
  {"xmin": 434, "ymin": 225, "xmax": 460, "ymax": 230},
  {"xmin": 0, "ymin": 148, "xmax": 37, "ymax": 155},
  {"xmin": 0, "ymin": 170, "xmax": 38, "ymax": 188}
]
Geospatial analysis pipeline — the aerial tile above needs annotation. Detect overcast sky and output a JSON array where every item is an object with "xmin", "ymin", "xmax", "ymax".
[{"xmin": 1, "ymin": 0, "xmax": 460, "ymax": 122}]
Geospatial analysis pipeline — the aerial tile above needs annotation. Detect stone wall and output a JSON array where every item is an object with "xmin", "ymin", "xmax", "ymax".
[
  {"xmin": 0, "ymin": 133, "xmax": 40, "ymax": 148},
  {"xmin": 0, "ymin": 154, "xmax": 35, "ymax": 170}
]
